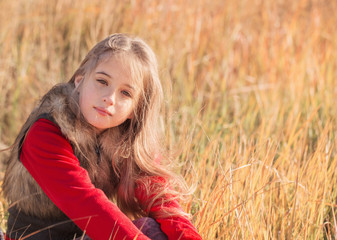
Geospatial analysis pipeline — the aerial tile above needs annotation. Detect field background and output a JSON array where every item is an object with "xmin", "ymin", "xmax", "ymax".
[{"xmin": 1, "ymin": 0, "xmax": 337, "ymax": 239}]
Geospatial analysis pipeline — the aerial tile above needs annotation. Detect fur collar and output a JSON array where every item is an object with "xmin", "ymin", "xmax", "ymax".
[{"xmin": 3, "ymin": 83, "xmax": 122, "ymax": 217}]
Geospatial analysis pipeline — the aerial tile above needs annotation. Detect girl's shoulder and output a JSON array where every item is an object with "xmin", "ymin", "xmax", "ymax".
[
  {"xmin": 24, "ymin": 117, "xmax": 71, "ymax": 152},
  {"xmin": 30, "ymin": 118, "xmax": 60, "ymax": 134}
]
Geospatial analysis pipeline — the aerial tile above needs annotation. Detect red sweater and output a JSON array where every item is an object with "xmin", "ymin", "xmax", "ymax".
[{"xmin": 6, "ymin": 119, "xmax": 202, "ymax": 240}]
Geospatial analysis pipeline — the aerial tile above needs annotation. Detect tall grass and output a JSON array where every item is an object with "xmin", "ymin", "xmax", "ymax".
[{"xmin": 1, "ymin": 0, "xmax": 337, "ymax": 239}]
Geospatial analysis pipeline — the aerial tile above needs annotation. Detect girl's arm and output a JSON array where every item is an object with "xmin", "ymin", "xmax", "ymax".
[
  {"xmin": 21, "ymin": 118, "xmax": 150, "ymax": 240},
  {"xmin": 135, "ymin": 177, "xmax": 203, "ymax": 240}
]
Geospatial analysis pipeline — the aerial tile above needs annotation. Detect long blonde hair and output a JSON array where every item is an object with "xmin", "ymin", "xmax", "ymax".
[{"xmin": 69, "ymin": 33, "xmax": 190, "ymax": 219}]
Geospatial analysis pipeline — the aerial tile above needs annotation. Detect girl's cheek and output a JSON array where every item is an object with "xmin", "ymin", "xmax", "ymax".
[{"xmin": 121, "ymin": 99, "xmax": 132, "ymax": 106}]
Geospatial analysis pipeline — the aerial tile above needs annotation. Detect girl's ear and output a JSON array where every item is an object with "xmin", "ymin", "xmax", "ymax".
[{"xmin": 74, "ymin": 75, "xmax": 84, "ymax": 88}]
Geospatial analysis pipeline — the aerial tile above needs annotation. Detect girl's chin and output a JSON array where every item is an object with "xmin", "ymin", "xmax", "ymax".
[{"xmin": 85, "ymin": 121, "xmax": 108, "ymax": 133}]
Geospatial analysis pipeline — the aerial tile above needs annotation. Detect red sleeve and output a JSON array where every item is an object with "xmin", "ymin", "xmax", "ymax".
[
  {"xmin": 20, "ymin": 119, "xmax": 150, "ymax": 240},
  {"xmin": 135, "ymin": 177, "xmax": 202, "ymax": 240}
]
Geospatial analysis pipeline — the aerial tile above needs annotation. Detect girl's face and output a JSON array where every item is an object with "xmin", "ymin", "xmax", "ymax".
[{"xmin": 75, "ymin": 56, "xmax": 139, "ymax": 133}]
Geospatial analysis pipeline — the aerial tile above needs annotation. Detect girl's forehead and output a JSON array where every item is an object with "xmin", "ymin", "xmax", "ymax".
[
  {"xmin": 96, "ymin": 54, "xmax": 128, "ymax": 74},
  {"xmin": 94, "ymin": 52, "xmax": 145, "ymax": 87}
]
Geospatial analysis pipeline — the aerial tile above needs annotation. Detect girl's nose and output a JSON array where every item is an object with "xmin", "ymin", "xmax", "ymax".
[{"xmin": 103, "ymin": 91, "xmax": 115, "ymax": 105}]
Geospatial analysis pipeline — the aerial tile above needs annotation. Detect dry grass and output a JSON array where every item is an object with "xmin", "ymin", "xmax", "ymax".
[{"xmin": 1, "ymin": 0, "xmax": 337, "ymax": 239}]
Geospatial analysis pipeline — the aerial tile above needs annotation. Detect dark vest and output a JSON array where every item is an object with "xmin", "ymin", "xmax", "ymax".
[{"xmin": 6, "ymin": 114, "xmax": 83, "ymax": 240}]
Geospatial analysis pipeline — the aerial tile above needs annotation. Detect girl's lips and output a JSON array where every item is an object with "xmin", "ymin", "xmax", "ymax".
[{"xmin": 94, "ymin": 107, "xmax": 112, "ymax": 116}]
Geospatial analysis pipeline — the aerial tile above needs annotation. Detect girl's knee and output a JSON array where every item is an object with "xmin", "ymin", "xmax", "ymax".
[
  {"xmin": 133, "ymin": 217, "xmax": 156, "ymax": 228},
  {"xmin": 133, "ymin": 217, "xmax": 168, "ymax": 240}
]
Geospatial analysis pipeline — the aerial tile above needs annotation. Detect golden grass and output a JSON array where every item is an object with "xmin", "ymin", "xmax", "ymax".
[{"xmin": 1, "ymin": 0, "xmax": 337, "ymax": 239}]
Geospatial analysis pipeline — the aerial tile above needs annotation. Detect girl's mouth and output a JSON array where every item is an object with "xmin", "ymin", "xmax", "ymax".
[{"xmin": 94, "ymin": 107, "xmax": 112, "ymax": 116}]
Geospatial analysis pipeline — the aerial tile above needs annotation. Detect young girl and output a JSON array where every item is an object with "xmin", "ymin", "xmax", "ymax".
[{"xmin": 2, "ymin": 33, "xmax": 202, "ymax": 240}]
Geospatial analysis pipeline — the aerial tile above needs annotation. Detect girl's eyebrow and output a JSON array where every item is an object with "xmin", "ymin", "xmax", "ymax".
[{"xmin": 96, "ymin": 71, "xmax": 111, "ymax": 78}]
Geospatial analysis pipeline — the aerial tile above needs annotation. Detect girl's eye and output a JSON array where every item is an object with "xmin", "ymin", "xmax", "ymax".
[
  {"xmin": 97, "ymin": 79, "xmax": 108, "ymax": 86},
  {"xmin": 121, "ymin": 90, "xmax": 132, "ymax": 97}
]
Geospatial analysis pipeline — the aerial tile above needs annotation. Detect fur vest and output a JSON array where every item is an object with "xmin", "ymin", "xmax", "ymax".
[{"xmin": 2, "ymin": 83, "xmax": 125, "ymax": 238}]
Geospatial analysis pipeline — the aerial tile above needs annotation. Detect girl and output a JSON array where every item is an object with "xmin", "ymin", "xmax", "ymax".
[{"xmin": 2, "ymin": 33, "xmax": 202, "ymax": 240}]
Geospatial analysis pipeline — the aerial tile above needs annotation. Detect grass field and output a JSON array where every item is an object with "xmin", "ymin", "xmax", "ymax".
[{"xmin": 1, "ymin": 0, "xmax": 337, "ymax": 239}]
